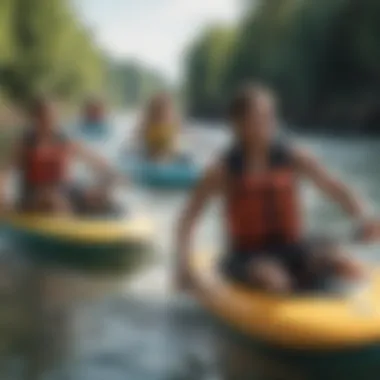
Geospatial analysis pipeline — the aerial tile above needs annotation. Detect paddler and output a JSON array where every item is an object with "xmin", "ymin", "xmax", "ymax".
[
  {"xmin": 83, "ymin": 97, "xmax": 106, "ymax": 125},
  {"xmin": 176, "ymin": 84, "xmax": 380, "ymax": 293},
  {"xmin": 137, "ymin": 93, "xmax": 181, "ymax": 161},
  {"xmin": 0, "ymin": 96, "xmax": 121, "ymax": 214}
]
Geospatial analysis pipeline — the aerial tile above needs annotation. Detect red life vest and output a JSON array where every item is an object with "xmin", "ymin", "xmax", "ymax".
[
  {"xmin": 22, "ymin": 130, "xmax": 70, "ymax": 187},
  {"xmin": 225, "ymin": 143, "xmax": 302, "ymax": 251}
]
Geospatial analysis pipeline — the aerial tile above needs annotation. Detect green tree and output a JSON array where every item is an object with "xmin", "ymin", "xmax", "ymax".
[
  {"xmin": 0, "ymin": 0, "xmax": 14, "ymax": 65},
  {"xmin": 106, "ymin": 60, "xmax": 168, "ymax": 108},
  {"xmin": 185, "ymin": 25, "xmax": 235, "ymax": 118},
  {"xmin": 185, "ymin": 0, "xmax": 380, "ymax": 132},
  {"xmin": 0, "ymin": 0, "xmax": 103, "ymax": 106}
]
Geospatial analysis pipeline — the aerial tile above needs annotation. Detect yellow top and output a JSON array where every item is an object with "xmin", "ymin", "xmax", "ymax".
[
  {"xmin": 192, "ymin": 251, "xmax": 380, "ymax": 350},
  {"xmin": 4, "ymin": 213, "xmax": 153, "ymax": 244},
  {"xmin": 144, "ymin": 124, "xmax": 177, "ymax": 157}
]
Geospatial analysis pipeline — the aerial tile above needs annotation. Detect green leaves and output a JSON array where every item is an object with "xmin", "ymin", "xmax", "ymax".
[
  {"xmin": 185, "ymin": 0, "xmax": 380, "ymax": 131},
  {"xmin": 0, "ymin": 0, "xmax": 104, "ymax": 106},
  {"xmin": 106, "ymin": 60, "xmax": 168, "ymax": 108},
  {"xmin": 185, "ymin": 26, "xmax": 235, "ymax": 118}
]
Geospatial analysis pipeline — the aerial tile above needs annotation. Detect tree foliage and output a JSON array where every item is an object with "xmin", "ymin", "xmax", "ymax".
[
  {"xmin": 0, "ymin": 0, "xmax": 168, "ymax": 110},
  {"xmin": 185, "ymin": 25, "xmax": 235, "ymax": 118},
  {"xmin": 106, "ymin": 60, "xmax": 169, "ymax": 108},
  {"xmin": 185, "ymin": 0, "xmax": 380, "ymax": 132},
  {"xmin": 0, "ymin": 0, "xmax": 104, "ymax": 106},
  {"xmin": 0, "ymin": 0, "xmax": 14, "ymax": 65}
]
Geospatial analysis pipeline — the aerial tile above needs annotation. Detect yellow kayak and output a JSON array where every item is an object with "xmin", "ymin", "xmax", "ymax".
[
  {"xmin": 192, "ymin": 251, "xmax": 380, "ymax": 351},
  {"xmin": 4, "ymin": 213, "xmax": 152, "ymax": 244},
  {"xmin": 3, "ymin": 212, "xmax": 154, "ymax": 271}
]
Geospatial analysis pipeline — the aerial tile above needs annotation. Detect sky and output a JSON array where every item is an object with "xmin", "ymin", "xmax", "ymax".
[{"xmin": 74, "ymin": 0, "xmax": 241, "ymax": 82}]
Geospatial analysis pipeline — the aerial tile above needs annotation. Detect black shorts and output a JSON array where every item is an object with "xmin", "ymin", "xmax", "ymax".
[
  {"xmin": 19, "ymin": 184, "xmax": 89, "ymax": 212},
  {"xmin": 221, "ymin": 239, "xmax": 333, "ymax": 291},
  {"xmin": 19, "ymin": 184, "xmax": 118, "ymax": 216}
]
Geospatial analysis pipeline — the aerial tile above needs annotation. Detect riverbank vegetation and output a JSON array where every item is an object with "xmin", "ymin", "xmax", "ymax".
[
  {"xmin": 0, "ymin": 0, "xmax": 168, "ymax": 126},
  {"xmin": 185, "ymin": 0, "xmax": 380, "ymax": 133}
]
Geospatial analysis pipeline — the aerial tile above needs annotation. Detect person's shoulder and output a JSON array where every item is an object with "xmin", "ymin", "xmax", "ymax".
[
  {"xmin": 270, "ymin": 138, "xmax": 298, "ymax": 166},
  {"xmin": 289, "ymin": 144, "xmax": 319, "ymax": 170}
]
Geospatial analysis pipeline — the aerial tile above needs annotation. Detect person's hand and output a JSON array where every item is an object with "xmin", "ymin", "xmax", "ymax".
[
  {"xmin": 250, "ymin": 259, "xmax": 293, "ymax": 293},
  {"xmin": 356, "ymin": 219, "xmax": 380, "ymax": 242}
]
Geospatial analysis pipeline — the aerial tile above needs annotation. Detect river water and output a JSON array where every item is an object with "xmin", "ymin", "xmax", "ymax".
[{"xmin": 3, "ymin": 114, "xmax": 380, "ymax": 379}]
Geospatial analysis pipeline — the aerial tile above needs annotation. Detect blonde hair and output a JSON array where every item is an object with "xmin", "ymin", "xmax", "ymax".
[{"xmin": 143, "ymin": 93, "xmax": 176, "ymax": 126}]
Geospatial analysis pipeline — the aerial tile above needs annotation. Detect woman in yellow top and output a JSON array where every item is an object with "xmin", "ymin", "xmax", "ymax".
[{"xmin": 138, "ymin": 93, "xmax": 181, "ymax": 161}]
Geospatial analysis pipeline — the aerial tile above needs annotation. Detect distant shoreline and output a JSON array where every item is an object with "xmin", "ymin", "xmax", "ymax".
[{"xmin": 186, "ymin": 116, "xmax": 380, "ymax": 138}]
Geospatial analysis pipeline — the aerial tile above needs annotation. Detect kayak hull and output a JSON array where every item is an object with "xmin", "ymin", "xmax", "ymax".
[
  {"xmin": 3, "ymin": 213, "xmax": 154, "ymax": 272},
  {"xmin": 80, "ymin": 122, "xmax": 109, "ymax": 139},
  {"xmin": 121, "ymin": 154, "xmax": 201, "ymax": 189},
  {"xmin": 192, "ymin": 251, "xmax": 380, "ymax": 379},
  {"xmin": 218, "ymin": 320, "xmax": 380, "ymax": 380}
]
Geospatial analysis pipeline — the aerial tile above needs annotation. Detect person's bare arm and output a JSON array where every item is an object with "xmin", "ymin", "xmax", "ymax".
[
  {"xmin": 0, "ymin": 140, "xmax": 22, "ymax": 209},
  {"xmin": 128, "ymin": 122, "xmax": 147, "ymax": 153},
  {"xmin": 175, "ymin": 160, "xmax": 225, "ymax": 290},
  {"xmin": 293, "ymin": 147, "xmax": 367, "ymax": 220}
]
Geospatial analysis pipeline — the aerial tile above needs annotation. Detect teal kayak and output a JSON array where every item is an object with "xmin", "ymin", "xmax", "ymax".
[
  {"xmin": 80, "ymin": 121, "xmax": 109, "ymax": 139},
  {"xmin": 120, "ymin": 153, "xmax": 201, "ymax": 189}
]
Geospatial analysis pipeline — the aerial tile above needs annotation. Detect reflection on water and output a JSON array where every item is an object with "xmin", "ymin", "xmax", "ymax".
[
  {"xmin": 2, "ymin": 119, "xmax": 380, "ymax": 379},
  {"xmin": 74, "ymin": 297, "xmax": 310, "ymax": 380},
  {"xmin": 74, "ymin": 298, "xmax": 218, "ymax": 380}
]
